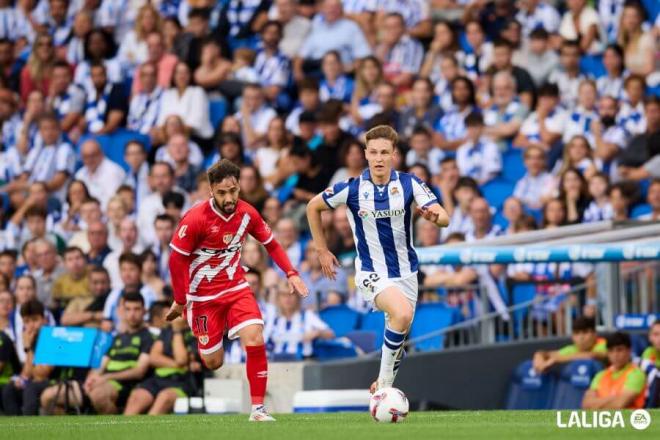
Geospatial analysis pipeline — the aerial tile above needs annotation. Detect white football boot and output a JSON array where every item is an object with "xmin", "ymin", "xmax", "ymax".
[{"xmin": 248, "ymin": 405, "xmax": 276, "ymax": 422}]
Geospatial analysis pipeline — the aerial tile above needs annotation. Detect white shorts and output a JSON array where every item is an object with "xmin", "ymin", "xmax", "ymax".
[{"xmin": 355, "ymin": 271, "xmax": 418, "ymax": 310}]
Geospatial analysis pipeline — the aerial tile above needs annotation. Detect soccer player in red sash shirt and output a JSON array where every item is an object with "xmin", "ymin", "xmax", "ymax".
[{"xmin": 166, "ymin": 159, "xmax": 308, "ymax": 421}]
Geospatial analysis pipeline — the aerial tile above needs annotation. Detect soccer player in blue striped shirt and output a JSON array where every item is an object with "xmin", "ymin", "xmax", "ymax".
[{"xmin": 306, "ymin": 125, "xmax": 449, "ymax": 392}]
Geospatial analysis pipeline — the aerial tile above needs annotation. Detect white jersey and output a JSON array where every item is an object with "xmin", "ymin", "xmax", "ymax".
[{"xmin": 323, "ymin": 169, "xmax": 437, "ymax": 279}]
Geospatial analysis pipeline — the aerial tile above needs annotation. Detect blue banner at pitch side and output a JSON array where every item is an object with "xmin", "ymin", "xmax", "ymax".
[{"xmin": 417, "ymin": 243, "xmax": 660, "ymax": 265}]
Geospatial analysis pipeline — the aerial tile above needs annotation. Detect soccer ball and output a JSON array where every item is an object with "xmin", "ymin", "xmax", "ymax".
[{"xmin": 369, "ymin": 387, "xmax": 409, "ymax": 423}]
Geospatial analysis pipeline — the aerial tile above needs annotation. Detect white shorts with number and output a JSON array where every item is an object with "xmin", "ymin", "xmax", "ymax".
[{"xmin": 355, "ymin": 272, "xmax": 419, "ymax": 310}]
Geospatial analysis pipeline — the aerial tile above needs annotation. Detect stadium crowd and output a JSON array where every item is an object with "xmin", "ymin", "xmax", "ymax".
[{"xmin": 0, "ymin": 0, "xmax": 658, "ymax": 415}]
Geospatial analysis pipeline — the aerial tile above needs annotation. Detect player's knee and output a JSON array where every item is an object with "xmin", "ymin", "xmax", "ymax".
[
  {"xmin": 203, "ymin": 353, "xmax": 224, "ymax": 370},
  {"xmin": 40, "ymin": 387, "xmax": 55, "ymax": 409},
  {"xmin": 392, "ymin": 306, "xmax": 414, "ymax": 328}
]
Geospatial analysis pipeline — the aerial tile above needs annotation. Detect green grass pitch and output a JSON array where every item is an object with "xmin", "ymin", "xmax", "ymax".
[{"xmin": 2, "ymin": 410, "xmax": 659, "ymax": 440}]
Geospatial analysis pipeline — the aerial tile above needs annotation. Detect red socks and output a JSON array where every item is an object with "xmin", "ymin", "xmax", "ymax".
[{"xmin": 245, "ymin": 344, "xmax": 268, "ymax": 405}]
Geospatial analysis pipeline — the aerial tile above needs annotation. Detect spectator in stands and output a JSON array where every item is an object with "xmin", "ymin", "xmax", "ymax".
[
  {"xmin": 597, "ymin": 44, "xmax": 626, "ymax": 100},
  {"xmin": 349, "ymin": 57, "xmax": 383, "ymax": 128},
  {"xmin": 75, "ymin": 139, "xmax": 126, "ymax": 209},
  {"xmin": 549, "ymin": 40, "xmax": 585, "ymax": 109},
  {"xmin": 513, "ymin": 146, "xmax": 556, "ymax": 211},
  {"xmin": 103, "ymin": 216, "xmax": 142, "ymax": 289},
  {"xmin": 1, "ymin": 299, "xmax": 53, "ymax": 415},
  {"xmin": 254, "ymin": 21, "xmax": 289, "ymax": 106},
  {"xmin": 318, "ymin": 50, "xmax": 353, "ymax": 105},
  {"xmin": 434, "ymin": 157, "xmax": 459, "ymax": 213},
  {"xmin": 542, "ymin": 198, "xmax": 567, "ymax": 228},
  {"xmin": 133, "ymin": 31, "xmax": 179, "ymax": 95},
  {"xmin": 399, "ymin": 78, "xmax": 442, "ymax": 141},
  {"xmin": 638, "ymin": 179, "xmax": 660, "ymax": 221},
  {"xmin": 557, "ymin": 167, "xmax": 591, "ymax": 223},
  {"xmin": 617, "ymin": 1, "xmax": 655, "ymax": 77},
  {"xmin": 457, "ymin": 112, "xmax": 501, "ymax": 185},
  {"xmin": 20, "ymin": 33, "xmax": 56, "ymax": 102},
  {"xmin": 405, "ymin": 127, "xmax": 444, "ymax": 176},
  {"xmin": 300, "ymin": 242, "xmax": 348, "ymax": 310},
  {"xmin": 7, "ymin": 201, "xmax": 65, "ymax": 254},
  {"xmin": 68, "ymin": 198, "xmax": 103, "ymax": 252},
  {"xmin": 60, "ymin": 265, "xmax": 111, "ymax": 328},
  {"xmin": 32, "ymin": 238, "xmax": 64, "ymax": 308},
  {"xmin": 274, "ymin": 0, "xmax": 311, "ymax": 59},
  {"xmin": 256, "ymin": 117, "xmax": 292, "ymax": 189},
  {"xmin": 563, "ymin": 80, "xmax": 600, "ymax": 145},
  {"xmin": 85, "ymin": 292, "xmax": 153, "ymax": 414},
  {"xmin": 294, "ymin": 0, "xmax": 372, "ymax": 80},
  {"xmin": 139, "ymin": 250, "xmax": 165, "ymax": 299},
  {"xmin": 75, "ymin": 29, "xmax": 123, "ymax": 93},
  {"xmin": 375, "ymin": 12, "xmax": 423, "ymax": 93},
  {"xmin": 466, "ymin": 197, "xmax": 502, "ymax": 242},
  {"xmin": 123, "ymin": 141, "xmax": 150, "ymax": 206},
  {"xmin": 0, "ymin": 250, "xmax": 16, "ymax": 290},
  {"xmin": 162, "ymin": 191, "xmax": 185, "ymax": 224},
  {"xmin": 641, "ymin": 320, "xmax": 660, "ymax": 379},
  {"xmin": 484, "ymin": 71, "xmax": 528, "ymax": 150},
  {"xmin": 609, "ymin": 182, "xmax": 633, "ymax": 221},
  {"xmin": 618, "ymin": 97, "xmax": 660, "ymax": 181},
  {"xmin": 47, "ymin": 60, "xmax": 84, "ymax": 136},
  {"xmin": 138, "ymin": 162, "xmax": 178, "ymax": 246},
  {"xmin": 268, "ymin": 282, "xmax": 335, "ymax": 359},
  {"xmin": 106, "ymin": 196, "xmax": 129, "ymax": 251},
  {"xmin": 520, "ymin": 28, "xmax": 559, "ymax": 88},
  {"xmin": 158, "ymin": 61, "xmax": 213, "ymax": 142},
  {"xmin": 514, "ymin": 83, "xmax": 564, "ymax": 153},
  {"xmin": 583, "ymin": 172, "xmax": 613, "ymax": 222},
  {"xmin": 367, "ymin": 82, "xmax": 400, "ymax": 131},
  {"xmin": 583, "ymin": 332, "xmax": 646, "ymax": 409},
  {"xmin": 419, "ymin": 20, "xmax": 459, "ymax": 85},
  {"xmin": 487, "ymin": 39, "xmax": 535, "ymax": 110},
  {"xmin": 456, "ymin": 20, "xmax": 492, "ymax": 82},
  {"xmin": 442, "ymin": 177, "xmax": 479, "ymax": 241},
  {"xmin": 275, "ymin": 217, "xmax": 304, "ymax": 269},
  {"xmin": 86, "ymin": 220, "xmax": 112, "ymax": 267},
  {"xmin": 124, "ymin": 315, "xmax": 198, "ymax": 415},
  {"xmin": 150, "ymin": 214, "xmax": 174, "ymax": 284},
  {"xmin": 103, "ymin": 252, "xmax": 157, "ymax": 330},
  {"xmin": 0, "ymin": 292, "xmax": 19, "ymax": 379},
  {"xmin": 234, "ymin": 83, "xmax": 277, "ymax": 153},
  {"xmin": 590, "ymin": 95, "xmax": 629, "ymax": 168},
  {"xmin": 127, "ymin": 62, "xmax": 164, "ymax": 138},
  {"xmin": 556, "ymin": 135, "xmax": 598, "ymax": 179},
  {"xmin": 193, "ymin": 39, "xmax": 232, "ymax": 94},
  {"xmin": 51, "ymin": 246, "xmax": 89, "ymax": 307},
  {"xmin": 117, "ymin": 4, "xmax": 161, "ymax": 72},
  {"xmin": 532, "ymin": 316, "xmax": 607, "ymax": 373},
  {"xmin": 434, "ymin": 76, "xmax": 477, "ymax": 151},
  {"xmin": 286, "ymin": 78, "xmax": 320, "ymax": 136},
  {"xmin": 57, "ymin": 180, "xmax": 90, "ymax": 237},
  {"xmin": 81, "ymin": 62, "xmax": 127, "ymax": 135},
  {"xmin": 239, "ymin": 165, "xmax": 269, "ymax": 212},
  {"xmin": 559, "ymin": 0, "xmax": 604, "ymax": 55}
]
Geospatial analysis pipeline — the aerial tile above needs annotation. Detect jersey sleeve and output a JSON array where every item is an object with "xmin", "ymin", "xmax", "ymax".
[
  {"xmin": 589, "ymin": 370, "xmax": 604, "ymax": 391},
  {"xmin": 411, "ymin": 174, "xmax": 438, "ymax": 209},
  {"xmin": 322, "ymin": 180, "xmax": 351, "ymax": 209},
  {"xmin": 169, "ymin": 209, "xmax": 202, "ymax": 256},
  {"xmin": 623, "ymin": 368, "xmax": 646, "ymax": 393},
  {"xmin": 140, "ymin": 330, "xmax": 154, "ymax": 354},
  {"xmin": 246, "ymin": 204, "xmax": 274, "ymax": 245},
  {"xmin": 557, "ymin": 344, "xmax": 577, "ymax": 356}
]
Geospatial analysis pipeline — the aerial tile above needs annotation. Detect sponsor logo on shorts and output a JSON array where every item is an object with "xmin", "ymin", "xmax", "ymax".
[{"xmin": 198, "ymin": 335, "xmax": 209, "ymax": 345}]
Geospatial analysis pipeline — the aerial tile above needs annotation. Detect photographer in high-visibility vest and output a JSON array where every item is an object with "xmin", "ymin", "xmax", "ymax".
[{"xmin": 582, "ymin": 332, "xmax": 646, "ymax": 410}]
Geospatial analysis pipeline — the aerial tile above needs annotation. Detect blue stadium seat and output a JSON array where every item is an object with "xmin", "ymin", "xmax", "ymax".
[
  {"xmin": 501, "ymin": 149, "xmax": 525, "ymax": 183},
  {"xmin": 359, "ymin": 311, "xmax": 385, "ymax": 349},
  {"xmin": 313, "ymin": 339, "xmax": 358, "ymax": 361},
  {"xmin": 409, "ymin": 303, "xmax": 456, "ymax": 352},
  {"xmin": 640, "ymin": 0, "xmax": 659, "ymax": 21},
  {"xmin": 631, "ymin": 204, "xmax": 652, "ymax": 219},
  {"xmin": 505, "ymin": 360, "xmax": 557, "ymax": 409},
  {"xmin": 86, "ymin": 129, "xmax": 151, "ymax": 171},
  {"xmin": 481, "ymin": 178, "xmax": 515, "ymax": 210},
  {"xmin": 493, "ymin": 210, "xmax": 509, "ymax": 230},
  {"xmin": 319, "ymin": 305, "xmax": 360, "ymax": 338},
  {"xmin": 345, "ymin": 330, "xmax": 377, "ymax": 353},
  {"xmin": 551, "ymin": 360, "xmax": 603, "ymax": 409},
  {"xmin": 209, "ymin": 99, "xmax": 227, "ymax": 129}
]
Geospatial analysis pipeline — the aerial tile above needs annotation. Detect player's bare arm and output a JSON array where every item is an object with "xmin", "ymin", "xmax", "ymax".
[
  {"xmin": 306, "ymin": 194, "xmax": 340, "ymax": 281},
  {"xmin": 415, "ymin": 202, "xmax": 450, "ymax": 228}
]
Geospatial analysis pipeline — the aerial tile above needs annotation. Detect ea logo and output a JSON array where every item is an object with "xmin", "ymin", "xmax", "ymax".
[{"xmin": 630, "ymin": 409, "xmax": 651, "ymax": 430}]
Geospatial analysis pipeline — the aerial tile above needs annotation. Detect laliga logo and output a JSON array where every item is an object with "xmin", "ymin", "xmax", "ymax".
[
  {"xmin": 513, "ymin": 248, "xmax": 526, "ymax": 262},
  {"xmin": 556, "ymin": 410, "xmax": 651, "ymax": 430}
]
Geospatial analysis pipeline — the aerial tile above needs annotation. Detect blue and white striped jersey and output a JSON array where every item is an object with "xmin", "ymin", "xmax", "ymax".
[{"xmin": 322, "ymin": 169, "xmax": 438, "ymax": 279}]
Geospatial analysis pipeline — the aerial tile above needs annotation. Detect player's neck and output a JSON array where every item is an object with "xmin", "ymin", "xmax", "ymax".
[{"xmin": 370, "ymin": 168, "xmax": 391, "ymax": 186}]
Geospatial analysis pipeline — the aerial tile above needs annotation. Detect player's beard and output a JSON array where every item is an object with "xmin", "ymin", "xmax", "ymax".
[{"xmin": 213, "ymin": 198, "xmax": 237, "ymax": 214}]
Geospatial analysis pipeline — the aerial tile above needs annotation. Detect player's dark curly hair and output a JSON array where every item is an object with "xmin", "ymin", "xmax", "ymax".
[{"xmin": 207, "ymin": 158, "xmax": 241, "ymax": 185}]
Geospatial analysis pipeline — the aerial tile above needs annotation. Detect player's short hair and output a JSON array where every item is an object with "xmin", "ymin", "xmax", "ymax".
[
  {"xmin": 20, "ymin": 299, "xmax": 45, "ymax": 318},
  {"xmin": 606, "ymin": 331, "xmax": 631, "ymax": 350},
  {"xmin": 365, "ymin": 125, "xmax": 398, "ymax": 149},
  {"xmin": 572, "ymin": 316, "xmax": 596, "ymax": 333},
  {"xmin": 207, "ymin": 158, "xmax": 241, "ymax": 185},
  {"xmin": 121, "ymin": 291, "xmax": 145, "ymax": 307},
  {"xmin": 149, "ymin": 300, "xmax": 169, "ymax": 322}
]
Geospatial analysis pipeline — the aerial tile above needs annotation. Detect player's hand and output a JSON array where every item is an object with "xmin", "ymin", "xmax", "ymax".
[
  {"xmin": 318, "ymin": 249, "xmax": 340, "ymax": 280},
  {"xmin": 416, "ymin": 206, "xmax": 439, "ymax": 224},
  {"xmin": 166, "ymin": 302, "xmax": 185, "ymax": 322},
  {"xmin": 287, "ymin": 275, "xmax": 309, "ymax": 298},
  {"xmin": 171, "ymin": 316, "xmax": 188, "ymax": 331}
]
